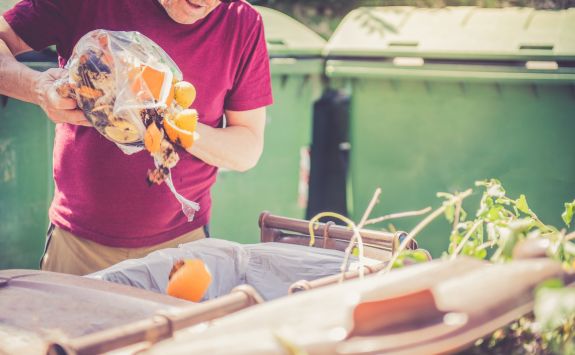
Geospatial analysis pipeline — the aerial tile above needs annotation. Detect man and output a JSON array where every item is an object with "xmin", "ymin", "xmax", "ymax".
[{"xmin": 0, "ymin": 0, "xmax": 273, "ymax": 275}]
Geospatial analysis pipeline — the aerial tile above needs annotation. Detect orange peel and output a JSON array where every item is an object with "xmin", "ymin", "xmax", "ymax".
[
  {"xmin": 129, "ymin": 65, "xmax": 174, "ymax": 106},
  {"xmin": 144, "ymin": 123, "xmax": 162, "ymax": 153},
  {"xmin": 166, "ymin": 259, "xmax": 212, "ymax": 302},
  {"xmin": 163, "ymin": 109, "xmax": 198, "ymax": 149}
]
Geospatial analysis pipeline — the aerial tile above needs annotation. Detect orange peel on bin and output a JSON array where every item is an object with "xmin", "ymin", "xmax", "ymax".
[{"xmin": 167, "ymin": 259, "xmax": 212, "ymax": 302}]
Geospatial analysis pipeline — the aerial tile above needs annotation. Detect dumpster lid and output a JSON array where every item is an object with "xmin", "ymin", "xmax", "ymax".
[
  {"xmin": 0, "ymin": 270, "xmax": 190, "ymax": 354},
  {"xmin": 256, "ymin": 6, "xmax": 326, "ymax": 57},
  {"xmin": 324, "ymin": 6, "xmax": 575, "ymax": 61}
]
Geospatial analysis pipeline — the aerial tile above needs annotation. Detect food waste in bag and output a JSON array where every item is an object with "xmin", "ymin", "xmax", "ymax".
[{"xmin": 56, "ymin": 30, "xmax": 201, "ymax": 220}]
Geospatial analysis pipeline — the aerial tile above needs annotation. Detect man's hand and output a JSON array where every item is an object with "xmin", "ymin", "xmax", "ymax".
[
  {"xmin": 34, "ymin": 68, "xmax": 91, "ymax": 126},
  {"xmin": 1, "ymin": 16, "xmax": 89, "ymax": 126}
]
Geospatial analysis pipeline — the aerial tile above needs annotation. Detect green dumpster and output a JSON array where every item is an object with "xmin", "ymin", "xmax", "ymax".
[
  {"xmin": 210, "ymin": 6, "xmax": 326, "ymax": 243},
  {"xmin": 0, "ymin": 59, "xmax": 57, "ymax": 269},
  {"xmin": 324, "ymin": 7, "xmax": 575, "ymax": 257}
]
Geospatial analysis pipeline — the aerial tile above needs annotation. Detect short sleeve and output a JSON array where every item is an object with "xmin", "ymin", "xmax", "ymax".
[
  {"xmin": 2, "ymin": 0, "xmax": 78, "ymax": 51},
  {"xmin": 224, "ymin": 14, "xmax": 273, "ymax": 111}
]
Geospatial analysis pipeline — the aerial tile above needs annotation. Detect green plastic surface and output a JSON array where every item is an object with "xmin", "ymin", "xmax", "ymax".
[
  {"xmin": 206, "ymin": 7, "xmax": 326, "ymax": 243},
  {"xmin": 346, "ymin": 79, "xmax": 575, "ymax": 257},
  {"xmin": 325, "ymin": 8, "xmax": 575, "ymax": 256},
  {"xmin": 257, "ymin": 6, "xmax": 326, "ymax": 58},
  {"xmin": 0, "ymin": 88, "xmax": 55, "ymax": 269},
  {"xmin": 325, "ymin": 7, "xmax": 575, "ymax": 61}
]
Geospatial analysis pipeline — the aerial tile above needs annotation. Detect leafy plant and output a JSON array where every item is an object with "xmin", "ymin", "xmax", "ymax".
[
  {"xmin": 433, "ymin": 179, "xmax": 575, "ymax": 354},
  {"xmin": 319, "ymin": 178, "xmax": 574, "ymax": 354},
  {"xmin": 377, "ymin": 178, "xmax": 575, "ymax": 354},
  {"xmin": 441, "ymin": 179, "xmax": 575, "ymax": 268}
]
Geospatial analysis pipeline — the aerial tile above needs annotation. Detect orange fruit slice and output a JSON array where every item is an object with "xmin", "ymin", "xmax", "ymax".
[
  {"xmin": 166, "ymin": 259, "xmax": 212, "ymax": 302},
  {"xmin": 103, "ymin": 120, "xmax": 139, "ymax": 143},
  {"xmin": 174, "ymin": 108, "xmax": 198, "ymax": 132},
  {"xmin": 174, "ymin": 81, "xmax": 196, "ymax": 108},
  {"xmin": 163, "ymin": 109, "xmax": 198, "ymax": 149},
  {"xmin": 144, "ymin": 123, "xmax": 162, "ymax": 153}
]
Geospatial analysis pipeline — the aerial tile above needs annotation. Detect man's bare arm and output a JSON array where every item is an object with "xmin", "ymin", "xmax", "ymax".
[
  {"xmin": 188, "ymin": 107, "xmax": 266, "ymax": 172},
  {"xmin": 0, "ymin": 16, "xmax": 38, "ymax": 103},
  {"xmin": 0, "ymin": 16, "xmax": 89, "ymax": 125}
]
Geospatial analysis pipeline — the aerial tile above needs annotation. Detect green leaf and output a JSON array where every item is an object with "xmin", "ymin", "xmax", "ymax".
[
  {"xmin": 516, "ymin": 194, "xmax": 530, "ymax": 214},
  {"xmin": 474, "ymin": 248, "xmax": 487, "ymax": 260},
  {"xmin": 462, "ymin": 244, "xmax": 474, "ymax": 257},
  {"xmin": 411, "ymin": 250, "xmax": 429, "ymax": 262},
  {"xmin": 449, "ymin": 232, "xmax": 462, "ymax": 244},
  {"xmin": 562, "ymin": 201, "xmax": 575, "ymax": 228},
  {"xmin": 487, "ymin": 206, "xmax": 504, "ymax": 222},
  {"xmin": 477, "ymin": 222, "xmax": 485, "ymax": 244},
  {"xmin": 477, "ymin": 196, "xmax": 494, "ymax": 218},
  {"xmin": 459, "ymin": 208, "xmax": 468, "ymax": 222},
  {"xmin": 392, "ymin": 258, "xmax": 404, "ymax": 269},
  {"xmin": 444, "ymin": 204, "xmax": 455, "ymax": 223},
  {"xmin": 537, "ymin": 278, "xmax": 565, "ymax": 291},
  {"xmin": 500, "ymin": 229, "xmax": 519, "ymax": 260}
]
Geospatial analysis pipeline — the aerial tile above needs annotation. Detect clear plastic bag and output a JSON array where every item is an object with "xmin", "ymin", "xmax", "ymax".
[{"xmin": 57, "ymin": 30, "xmax": 200, "ymax": 220}]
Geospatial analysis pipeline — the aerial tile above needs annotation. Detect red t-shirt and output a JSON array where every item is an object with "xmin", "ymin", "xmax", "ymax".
[{"xmin": 3, "ymin": 0, "xmax": 273, "ymax": 247}]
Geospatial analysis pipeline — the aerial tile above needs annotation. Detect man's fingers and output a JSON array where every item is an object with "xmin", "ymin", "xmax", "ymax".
[
  {"xmin": 48, "ymin": 89, "xmax": 77, "ymax": 109},
  {"xmin": 52, "ymin": 109, "xmax": 92, "ymax": 126},
  {"xmin": 56, "ymin": 97, "xmax": 78, "ymax": 110},
  {"xmin": 66, "ymin": 110, "xmax": 92, "ymax": 126},
  {"xmin": 46, "ymin": 67, "xmax": 68, "ymax": 80}
]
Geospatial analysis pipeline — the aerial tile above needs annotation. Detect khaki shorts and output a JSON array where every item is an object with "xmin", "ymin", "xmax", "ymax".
[{"xmin": 40, "ymin": 225, "xmax": 206, "ymax": 276}]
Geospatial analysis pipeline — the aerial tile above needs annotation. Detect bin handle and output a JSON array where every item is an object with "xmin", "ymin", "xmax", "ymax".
[
  {"xmin": 267, "ymin": 38, "xmax": 287, "ymax": 47},
  {"xmin": 519, "ymin": 44, "xmax": 554, "ymax": 51},
  {"xmin": 388, "ymin": 41, "xmax": 419, "ymax": 48}
]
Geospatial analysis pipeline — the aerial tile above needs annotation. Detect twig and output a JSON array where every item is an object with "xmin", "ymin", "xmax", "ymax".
[
  {"xmin": 452, "ymin": 198, "xmax": 462, "ymax": 233},
  {"xmin": 307, "ymin": 212, "xmax": 357, "ymax": 279},
  {"xmin": 566, "ymin": 231, "xmax": 575, "ymax": 241},
  {"xmin": 380, "ymin": 188, "xmax": 473, "ymax": 275},
  {"xmin": 339, "ymin": 188, "xmax": 382, "ymax": 282},
  {"xmin": 358, "ymin": 188, "xmax": 382, "ymax": 228},
  {"xmin": 342, "ymin": 188, "xmax": 382, "ymax": 279},
  {"xmin": 476, "ymin": 240, "xmax": 497, "ymax": 251},
  {"xmin": 364, "ymin": 207, "xmax": 432, "ymax": 227},
  {"xmin": 448, "ymin": 197, "xmax": 463, "ymax": 253},
  {"xmin": 450, "ymin": 220, "xmax": 482, "ymax": 260}
]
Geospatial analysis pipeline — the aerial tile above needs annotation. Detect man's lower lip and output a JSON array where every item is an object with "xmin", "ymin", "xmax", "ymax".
[{"xmin": 185, "ymin": 0, "xmax": 203, "ymax": 9}]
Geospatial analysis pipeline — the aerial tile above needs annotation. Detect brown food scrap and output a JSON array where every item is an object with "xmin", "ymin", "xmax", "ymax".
[
  {"xmin": 156, "ymin": 139, "xmax": 179, "ymax": 169},
  {"xmin": 55, "ymin": 80, "xmax": 76, "ymax": 99},
  {"xmin": 169, "ymin": 260, "xmax": 185, "ymax": 280},
  {"xmin": 77, "ymin": 86, "xmax": 104, "ymax": 100},
  {"xmin": 146, "ymin": 167, "xmax": 169, "ymax": 185}
]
